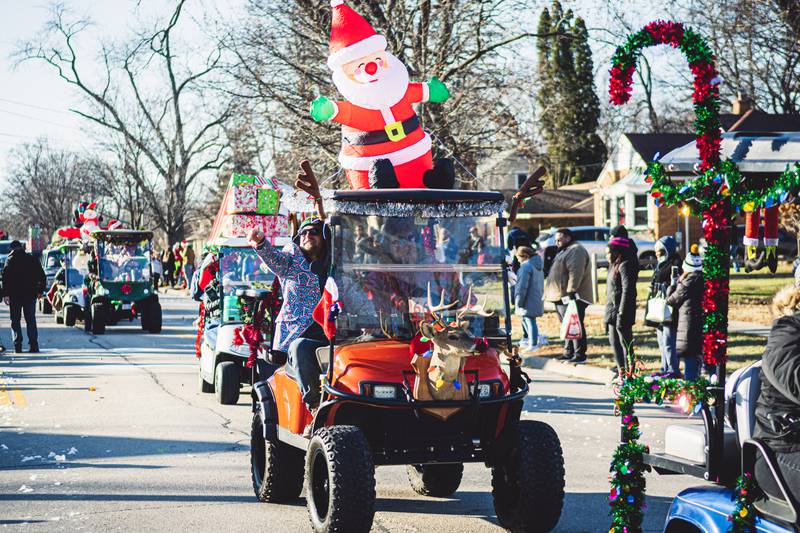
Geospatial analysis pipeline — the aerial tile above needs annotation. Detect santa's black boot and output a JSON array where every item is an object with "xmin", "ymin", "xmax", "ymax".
[
  {"xmin": 423, "ymin": 158, "xmax": 456, "ymax": 189},
  {"xmin": 368, "ymin": 159, "xmax": 399, "ymax": 189},
  {"xmin": 766, "ymin": 246, "xmax": 778, "ymax": 274},
  {"xmin": 745, "ymin": 250, "xmax": 766, "ymax": 272}
]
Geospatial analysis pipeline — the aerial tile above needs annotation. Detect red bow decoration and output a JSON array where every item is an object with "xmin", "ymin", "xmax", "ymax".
[{"xmin": 121, "ymin": 283, "xmax": 132, "ymax": 295}]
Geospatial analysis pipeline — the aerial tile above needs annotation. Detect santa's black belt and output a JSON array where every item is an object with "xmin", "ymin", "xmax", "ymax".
[{"xmin": 342, "ymin": 115, "xmax": 420, "ymax": 145}]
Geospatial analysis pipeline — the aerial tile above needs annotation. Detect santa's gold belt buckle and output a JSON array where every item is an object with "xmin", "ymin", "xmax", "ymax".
[{"xmin": 385, "ymin": 121, "xmax": 406, "ymax": 142}]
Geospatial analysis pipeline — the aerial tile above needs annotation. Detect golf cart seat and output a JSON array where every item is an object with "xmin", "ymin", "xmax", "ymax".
[
  {"xmin": 725, "ymin": 361, "xmax": 762, "ymax": 446},
  {"xmin": 663, "ymin": 422, "xmax": 738, "ymax": 467}
]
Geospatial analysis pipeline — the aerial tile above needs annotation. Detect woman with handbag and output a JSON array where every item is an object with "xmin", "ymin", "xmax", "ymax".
[
  {"xmin": 648, "ymin": 236, "xmax": 682, "ymax": 376},
  {"xmin": 666, "ymin": 245, "xmax": 704, "ymax": 380},
  {"xmin": 514, "ymin": 246, "xmax": 544, "ymax": 352},
  {"xmin": 605, "ymin": 236, "xmax": 640, "ymax": 375}
]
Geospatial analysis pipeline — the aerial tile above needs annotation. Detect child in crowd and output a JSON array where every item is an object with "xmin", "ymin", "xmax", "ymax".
[{"xmin": 514, "ymin": 246, "xmax": 544, "ymax": 353}]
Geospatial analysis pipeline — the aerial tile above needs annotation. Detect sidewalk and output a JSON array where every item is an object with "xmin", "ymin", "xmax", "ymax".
[{"xmin": 526, "ymin": 304, "xmax": 770, "ymax": 385}]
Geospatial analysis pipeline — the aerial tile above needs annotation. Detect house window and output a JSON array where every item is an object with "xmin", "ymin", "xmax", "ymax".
[
  {"xmin": 633, "ymin": 194, "xmax": 648, "ymax": 227},
  {"xmin": 616, "ymin": 197, "xmax": 626, "ymax": 226},
  {"xmin": 603, "ymin": 198, "xmax": 613, "ymax": 226},
  {"xmin": 516, "ymin": 172, "xmax": 528, "ymax": 188}
]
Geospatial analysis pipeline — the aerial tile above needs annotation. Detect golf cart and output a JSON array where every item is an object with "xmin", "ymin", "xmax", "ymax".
[
  {"xmin": 39, "ymin": 246, "xmax": 65, "ymax": 314},
  {"xmin": 86, "ymin": 230, "xmax": 161, "ymax": 334},
  {"xmin": 198, "ymin": 237, "xmax": 282, "ymax": 405},
  {"xmin": 249, "ymin": 189, "xmax": 565, "ymax": 533},
  {"xmin": 48, "ymin": 243, "xmax": 92, "ymax": 330}
]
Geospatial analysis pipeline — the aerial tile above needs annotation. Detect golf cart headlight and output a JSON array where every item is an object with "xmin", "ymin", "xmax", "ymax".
[
  {"xmin": 372, "ymin": 385, "xmax": 397, "ymax": 400},
  {"xmin": 477, "ymin": 383, "xmax": 492, "ymax": 398}
]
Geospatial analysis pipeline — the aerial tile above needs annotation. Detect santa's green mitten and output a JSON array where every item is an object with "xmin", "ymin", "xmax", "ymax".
[
  {"xmin": 310, "ymin": 96, "xmax": 336, "ymax": 122},
  {"xmin": 427, "ymin": 77, "xmax": 450, "ymax": 103}
]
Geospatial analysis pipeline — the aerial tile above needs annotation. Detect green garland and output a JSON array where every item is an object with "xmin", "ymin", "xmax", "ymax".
[
  {"xmin": 728, "ymin": 472, "xmax": 757, "ymax": 532},
  {"xmin": 610, "ymin": 375, "xmax": 712, "ymax": 532}
]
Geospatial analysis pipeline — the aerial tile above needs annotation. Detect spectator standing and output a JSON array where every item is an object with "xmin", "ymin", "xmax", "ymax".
[
  {"xmin": 151, "ymin": 251, "xmax": 163, "ymax": 289},
  {"xmin": 666, "ymin": 244, "xmax": 704, "ymax": 380},
  {"xmin": 162, "ymin": 248, "xmax": 175, "ymax": 288},
  {"xmin": 514, "ymin": 246, "xmax": 544, "ymax": 352},
  {"xmin": 544, "ymin": 228, "xmax": 594, "ymax": 363},
  {"xmin": 2, "ymin": 241, "xmax": 46, "ymax": 353},
  {"xmin": 649, "ymin": 236, "xmax": 682, "ymax": 376},
  {"xmin": 752, "ymin": 272, "xmax": 800, "ymax": 504},
  {"xmin": 604, "ymin": 236, "xmax": 640, "ymax": 375},
  {"xmin": 173, "ymin": 244, "xmax": 183, "ymax": 288},
  {"xmin": 183, "ymin": 242, "xmax": 196, "ymax": 289}
]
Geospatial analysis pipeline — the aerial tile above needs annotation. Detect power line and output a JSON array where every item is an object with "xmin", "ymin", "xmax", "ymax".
[
  {"xmin": 0, "ymin": 108, "xmax": 81, "ymax": 130},
  {"xmin": 0, "ymin": 97, "xmax": 74, "ymax": 115}
]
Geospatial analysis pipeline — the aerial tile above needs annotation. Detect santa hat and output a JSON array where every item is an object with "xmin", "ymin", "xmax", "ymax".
[{"xmin": 327, "ymin": 0, "xmax": 387, "ymax": 70}]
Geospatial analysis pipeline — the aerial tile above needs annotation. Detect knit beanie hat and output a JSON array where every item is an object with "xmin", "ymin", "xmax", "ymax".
[
  {"xmin": 610, "ymin": 225, "xmax": 629, "ymax": 239},
  {"xmin": 683, "ymin": 244, "xmax": 702, "ymax": 272},
  {"xmin": 655, "ymin": 235, "xmax": 677, "ymax": 259}
]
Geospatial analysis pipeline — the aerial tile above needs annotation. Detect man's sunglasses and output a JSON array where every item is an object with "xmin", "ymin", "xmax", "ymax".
[{"xmin": 299, "ymin": 227, "xmax": 322, "ymax": 237}]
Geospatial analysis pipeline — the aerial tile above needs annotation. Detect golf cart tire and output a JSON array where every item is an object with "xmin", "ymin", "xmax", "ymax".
[
  {"xmin": 91, "ymin": 304, "xmax": 106, "ymax": 334},
  {"xmin": 55, "ymin": 307, "xmax": 64, "ymax": 325},
  {"xmin": 250, "ymin": 412, "xmax": 303, "ymax": 502},
  {"xmin": 305, "ymin": 425, "xmax": 375, "ymax": 533},
  {"xmin": 198, "ymin": 369, "xmax": 214, "ymax": 393},
  {"xmin": 406, "ymin": 463, "xmax": 463, "ymax": 497},
  {"xmin": 491, "ymin": 420, "xmax": 565, "ymax": 533},
  {"xmin": 64, "ymin": 305, "xmax": 78, "ymax": 327},
  {"xmin": 215, "ymin": 361, "xmax": 240, "ymax": 405},
  {"xmin": 148, "ymin": 301, "xmax": 162, "ymax": 333},
  {"xmin": 42, "ymin": 299, "xmax": 52, "ymax": 314},
  {"xmin": 83, "ymin": 307, "xmax": 92, "ymax": 333}
]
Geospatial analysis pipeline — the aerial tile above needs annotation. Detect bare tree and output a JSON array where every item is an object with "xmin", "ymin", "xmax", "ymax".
[
  {"xmin": 226, "ymin": 0, "xmax": 554, "ymax": 189},
  {"xmin": 2, "ymin": 139, "xmax": 108, "ymax": 237},
  {"xmin": 16, "ymin": 1, "xmax": 233, "ymax": 244}
]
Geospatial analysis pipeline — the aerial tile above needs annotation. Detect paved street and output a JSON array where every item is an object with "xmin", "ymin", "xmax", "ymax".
[{"xmin": 1, "ymin": 294, "xmax": 701, "ymax": 532}]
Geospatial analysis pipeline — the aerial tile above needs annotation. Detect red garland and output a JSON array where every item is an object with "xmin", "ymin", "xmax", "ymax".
[
  {"xmin": 702, "ymin": 281, "xmax": 729, "ymax": 313},
  {"xmin": 703, "ymin": 330, "xmax": 727, "ymax": 365},
  {"xmin": 609, "ymin": 65, "xmax": 635, "ymax": 105},
  {"xmin": 644, "ymin": 20, "xmax": 685, "ymax": 47}
]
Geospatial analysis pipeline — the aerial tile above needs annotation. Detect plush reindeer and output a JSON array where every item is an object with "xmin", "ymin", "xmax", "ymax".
[{"xmin": 411, "ymin": 285, "xmax": 493, "ymax": 420}]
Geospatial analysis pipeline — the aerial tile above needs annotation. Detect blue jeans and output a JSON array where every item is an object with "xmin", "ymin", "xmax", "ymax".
[
  {"xmin": 656, "ymin": 325, "xmax": 679, "ymax": 374},
  {"xmin": 288, "ymin": 337, "xmax": 327, "ymax": 408},
  {"xmin": 522, "ymin": 316, "xmax": 538, "ymax": 347},
  {"xmin": 682, "ymin": 355, "xmax": 701, "ymax": 381},
  {"xmin": 9, "ymin": 297, "xmax": 37, "ymax": 348}
]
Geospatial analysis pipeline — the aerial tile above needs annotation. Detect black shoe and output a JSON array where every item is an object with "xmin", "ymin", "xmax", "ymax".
[
  {"xmin": 558, "ymin": 353, "xmax": 574, "ymax": 361},
  {"xmin": 14, "ymin": 345, "xmax": 22, "ymax": 354},
  {"xmin": 571, "ymin": 356, "xmax": 587, "ymax": 364},
  {"xmin": 29, "ymin": 345, "xmax": 39, "ymax": 353},
  {"xmin": 368, "ymin": 159, "xmax": 399, "ymax": 189},
  {"xmin": 423, "ymin": 158, "xmax": 456, "ymax": 189}
]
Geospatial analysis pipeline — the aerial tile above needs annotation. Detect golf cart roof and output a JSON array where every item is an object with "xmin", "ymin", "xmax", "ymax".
[
  {"xmin": 91, "ymin": 229, "xmax": 154, "ymax": 242},
  {"xmin": 314, "ymin": 189, "xmax": 506, "ymax": 218}
]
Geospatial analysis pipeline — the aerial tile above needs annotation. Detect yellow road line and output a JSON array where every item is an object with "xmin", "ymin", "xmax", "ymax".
[
  {"xmin": 0, "ymin": 389, "xmax": 10, "ymax": 406},
  {"xmin": 11, "ymin": 389, "xmax": 26, "ymax": 408}
]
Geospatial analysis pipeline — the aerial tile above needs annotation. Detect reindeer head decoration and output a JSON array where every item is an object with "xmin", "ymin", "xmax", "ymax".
[{"xmin": 412, "ymin": 284, "xmax": 494, "ymax": 403}]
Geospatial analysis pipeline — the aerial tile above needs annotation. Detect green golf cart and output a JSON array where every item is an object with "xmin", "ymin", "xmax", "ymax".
[{"xmin": 86, "ymin": 230, "xmax": 161, "ymax": 334}]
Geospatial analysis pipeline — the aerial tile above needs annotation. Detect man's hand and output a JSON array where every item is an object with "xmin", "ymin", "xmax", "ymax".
[
  {"xmin": 310, "ymin": 96, "xmax": 336, "ymax": 122},
  {"xmin": 295, "ymin": 160, "xmax": 326, "ymax": 220},
  {"xmin": 247, "ymin": 229, "xmax": 265, "ymax": 248},
  {"xmin": 427, "ymin": 77, "xmax": 449, "ymax": 103}
]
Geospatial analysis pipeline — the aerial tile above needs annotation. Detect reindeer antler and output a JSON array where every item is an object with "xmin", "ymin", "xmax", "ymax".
[
  {"xmin": 379, "ymin": 310, "xmax": 398, "ymax": 340},
  {"xmin": 456, "ymin": 286, "xmax": 494, "ymax": 321},
  {"xmin": 426, "ymin": 282, "xmax": 459, "ymax": 326}
]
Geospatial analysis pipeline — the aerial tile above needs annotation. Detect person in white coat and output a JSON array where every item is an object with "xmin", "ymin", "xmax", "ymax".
[{"xmin": 514, "ymin": 246, "xmax": 544, "ymax": 352}]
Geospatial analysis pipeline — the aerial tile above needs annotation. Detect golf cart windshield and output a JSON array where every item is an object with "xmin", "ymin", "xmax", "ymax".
[
  {"xmin": 62, "ymin": 250, "xmax": 84, "ymax": 288},
  {"xmin": 219, "ymin": 247, "xmax": 275, "ymax": 296},
  {"xmin": 333, "ymin": 213, "xmax": 507, "ymax": 342},
  {"xmin": 97, "ymin": 240, "xmax": 151, "ymax": 282},
  {"xmin": 45, "ymin": 250, "xmax": 63, "ymax": 269}
]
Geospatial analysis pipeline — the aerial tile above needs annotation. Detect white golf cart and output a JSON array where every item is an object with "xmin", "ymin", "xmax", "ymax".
[{"xmin": 198, "ymin": 237, "xmax": 284, "ymax": 405}]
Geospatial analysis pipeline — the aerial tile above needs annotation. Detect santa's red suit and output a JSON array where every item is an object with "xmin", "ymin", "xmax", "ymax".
[{"xmin": 331, "ymin": 83, "xmax": 433, "ymax": 189}]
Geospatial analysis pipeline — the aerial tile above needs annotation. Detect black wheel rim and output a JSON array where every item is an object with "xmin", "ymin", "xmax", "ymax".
[{"xmin": 310, "ymin": 447, "xmax": 330, "ymax": 522}]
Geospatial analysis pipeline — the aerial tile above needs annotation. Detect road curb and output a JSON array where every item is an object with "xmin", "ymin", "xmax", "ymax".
[{"xmin": 522, "ymin": 354, "xmax": 613, "ymax": 384}]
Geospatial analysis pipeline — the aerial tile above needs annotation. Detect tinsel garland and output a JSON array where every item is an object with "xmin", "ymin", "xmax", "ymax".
[
  {"xmin": 728, "ymin": 472, "xmax": 757, "ymax": 532},
  {"xmin": 609, "ymin": 375, "xmax": 712, "ymax": 532}
]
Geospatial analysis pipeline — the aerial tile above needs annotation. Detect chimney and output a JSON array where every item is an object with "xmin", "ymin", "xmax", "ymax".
[{"xmin": 732, "ymin": 92, "xmax": 754, "ymax": 115}]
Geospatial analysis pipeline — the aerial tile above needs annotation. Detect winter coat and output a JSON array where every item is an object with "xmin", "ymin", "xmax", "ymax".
[
  {"xmin": 666, "ymin": 271, "xmax": 703, "ymax": 357},
  {"xmin": 514, "ymin": 256, "xmax": 544, "ymax": 318},
  {"xmin": 650, "ymin": 254, "xmax": 682, "ymax": 295},
  {"xmin": 544, "ymin": 242, "xmax": 594, "ymax": 303},
  {"xmin": 1, "ymin": 249, "xmax": 46, "ymax": 300},
  {"xmin": 754, "ymin": 312, "xmax": 800, "ymax": 453},
  {"xmin": 605, "ymin": 256, "xmax": 639, "ymax": 327}
]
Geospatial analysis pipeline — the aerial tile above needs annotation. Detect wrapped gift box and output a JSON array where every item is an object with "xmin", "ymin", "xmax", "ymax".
[
  {"xmin": 262, "ymin": 215, "xmax": 289, "ymax": 236},
  {"xmin": 256, "ymin": 188, "xmax": 280, "ymax": 215},
  {"xmin": 226, "ymin": 185, "xmax": 258, "ymax": 214},
  {"xmin": 231, "ymin": 173, "xmax": 256, "ymax": 186},
  {"xmin": 220, "ymin": 214, "xmax": 289, "ymax": 238}
]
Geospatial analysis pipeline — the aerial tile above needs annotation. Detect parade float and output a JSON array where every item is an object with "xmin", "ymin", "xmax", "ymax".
[
  {"xmin": 247, "ymin": 3, "xmax": 560, "ymax": 533},
  {"xmin": 197, "ymin": 172, "xmax": 291, "ymax": 405},
  {"xmin": 605, "ymin": 21, "xmax": 800, "ymax": 533}
]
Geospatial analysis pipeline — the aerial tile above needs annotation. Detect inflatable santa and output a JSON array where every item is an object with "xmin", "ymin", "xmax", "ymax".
[{"xmin": 310, "ymin": 0, "xmax": 455, "ymax": 190}]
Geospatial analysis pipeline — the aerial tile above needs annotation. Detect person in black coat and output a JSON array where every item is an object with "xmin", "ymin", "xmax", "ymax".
[
  {"xmin": 605, "ymin": 235, "xmax": 639, "ymax": 375},
  {"xmin": 666, "ymin": 245, "xmax": 704, "ymax": 380},
  {"xmin": 752, "ymin": 280, "xmax": 800, "ymax": 506},
  {"xmin": 650, "ymin": 236, "xmax": 682, "ymax": 376},
  {"xmin": 1, "ymin": 241, "xmax": 46, "ymax": 353}
]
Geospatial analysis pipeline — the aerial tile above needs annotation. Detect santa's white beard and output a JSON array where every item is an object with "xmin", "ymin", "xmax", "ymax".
[{"xmin": 332, "ymin": 53, "xmax": 410, "ymax": 110}]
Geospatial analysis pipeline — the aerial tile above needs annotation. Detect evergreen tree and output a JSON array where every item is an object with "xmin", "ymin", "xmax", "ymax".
[{"xmin": 536, "ymin": 2, "xmax": 607, "ymax": 186}]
